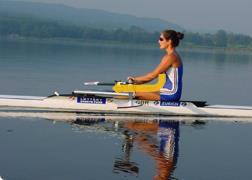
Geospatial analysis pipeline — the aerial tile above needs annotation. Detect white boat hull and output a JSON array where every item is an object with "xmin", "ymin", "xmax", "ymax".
[{"xmin": 1, "ymin": 94, "xmax": 252, "ymax": 118}]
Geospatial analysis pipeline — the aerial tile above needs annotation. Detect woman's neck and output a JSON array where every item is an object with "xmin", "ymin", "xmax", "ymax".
[{"xmin": 165, "ymin": 46, "xmax": 175, "ymax": 54}]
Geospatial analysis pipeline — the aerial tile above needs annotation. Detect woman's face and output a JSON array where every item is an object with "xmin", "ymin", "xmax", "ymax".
[{"xmin": 158, "ymin": 33, "xmax": 171, "ymax": 49}]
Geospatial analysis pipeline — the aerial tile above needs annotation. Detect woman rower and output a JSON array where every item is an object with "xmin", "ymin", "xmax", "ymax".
[{"xmin": 128, "ymin": 29, "xmax": 184, "ymax": 101}]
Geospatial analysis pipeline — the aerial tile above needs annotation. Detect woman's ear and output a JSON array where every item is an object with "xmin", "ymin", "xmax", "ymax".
[
  {"xmin": 165, "ymin": 39, "xmax": 172, "ymax": 48},
  {"xmin": 168, "ymin": 39, "xmax": 172, "ymax": 46}
]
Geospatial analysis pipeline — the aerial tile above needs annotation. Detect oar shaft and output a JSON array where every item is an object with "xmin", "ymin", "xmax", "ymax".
[
  {"xmin": 97, "ymin": 82, "xmax": 115, "ymax": 86},
  {"xmin": 84, "ymin": 81, "xmax": 115, "ymax": 86}
]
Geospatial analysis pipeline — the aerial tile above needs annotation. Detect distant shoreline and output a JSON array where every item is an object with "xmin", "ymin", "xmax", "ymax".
[{"xmin": 1, "ymin": 36, "xmax": 252, "ymax": 54}]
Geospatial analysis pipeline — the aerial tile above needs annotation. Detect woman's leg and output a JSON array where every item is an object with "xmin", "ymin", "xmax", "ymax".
[{"xmin": 135, "ymin": 92, "xmax": 160, "ymax": 101}]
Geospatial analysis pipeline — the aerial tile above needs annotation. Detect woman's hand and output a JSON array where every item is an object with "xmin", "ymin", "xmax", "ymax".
[{"xmin": 127, "ymin": 76, "xmax": 135, "ymax": 84}]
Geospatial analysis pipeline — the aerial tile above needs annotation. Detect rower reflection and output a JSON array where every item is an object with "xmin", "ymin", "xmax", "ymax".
[
  {"xmin": 121, "ymin": 120, "xmax": 179, "ymax": 180},
  {"xmin": 72, "ymin": 117, "xmax": 179, "ymax": 180}
]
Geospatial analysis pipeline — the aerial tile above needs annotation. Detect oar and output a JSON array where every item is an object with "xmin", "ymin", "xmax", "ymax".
[
  {"xmin": 84, "ymin": 81, "xmax": 117, "ymax": 86},
  {"xmin": 84, "ymin": 80, "xmax": 132, "ymax": 86}
]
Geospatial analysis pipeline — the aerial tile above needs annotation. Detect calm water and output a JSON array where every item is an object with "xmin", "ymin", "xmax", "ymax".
[{"xmin": 0, "ymin": 39, "xmax": 252, "ymax": 179}]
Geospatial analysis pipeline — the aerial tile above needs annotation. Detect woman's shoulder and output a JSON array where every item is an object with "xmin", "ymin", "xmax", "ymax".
[
  {"xmin": 170, "ymin": 51, "xmax": 181, "ymax": 59},
  {"xmin": 163, "ymin": 52, "xmax": 181, "ymax": 62},
  {"xmin": 164, "ymin": 52, "xmax": 182, "ymax": 67}
]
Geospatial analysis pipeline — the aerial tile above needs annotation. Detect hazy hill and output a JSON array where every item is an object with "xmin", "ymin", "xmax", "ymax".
[{"xmin": 0, "ymin": 1, "xmax": 184, "ymax": 32}]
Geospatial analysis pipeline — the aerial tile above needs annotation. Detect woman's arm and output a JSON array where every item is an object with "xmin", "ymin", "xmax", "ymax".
[{"xmin": 130, "ymin": 55, "xmax": 175, "ymax": 84}]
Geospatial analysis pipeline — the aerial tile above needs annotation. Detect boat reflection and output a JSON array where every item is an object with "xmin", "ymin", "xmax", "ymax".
[{"xmin": 113, "ymin": 129, "xmax": 139, "ymax": 176}]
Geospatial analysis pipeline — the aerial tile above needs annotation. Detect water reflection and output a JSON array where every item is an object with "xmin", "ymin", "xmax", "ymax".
[
  {"xmin": 73, "ymin": 117, "xmax": 180, "ymax": 180},
  {"xmin": 113, "ymin": 129, "xmax": 138, "ymax": 176},
  {"xmin": 124, "ymin": 121, "xmax": 179, "ymax": 180},
  {"xmin": 0, "ymin": 111, "xmax": 216, "ymax": 180}
]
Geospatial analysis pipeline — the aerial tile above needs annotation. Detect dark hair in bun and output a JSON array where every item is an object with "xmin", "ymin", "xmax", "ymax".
[
  {"xmin": 176, "ymin": 32, "xmax": 184, "ymax": 40},
  {"xmin": 162, "ymin": 30, "xmax": 184, "ymax": 47}
]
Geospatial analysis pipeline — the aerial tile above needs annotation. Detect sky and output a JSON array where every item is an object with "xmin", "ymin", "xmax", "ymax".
[{"xmin": 14, "ymin": 0, "xmax": 252, "ymax": 36}]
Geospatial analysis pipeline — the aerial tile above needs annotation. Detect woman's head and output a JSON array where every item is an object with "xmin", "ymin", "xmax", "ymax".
[{"xmin": 159, "ymin": 30, "xmax": 184, "ymax": 49}]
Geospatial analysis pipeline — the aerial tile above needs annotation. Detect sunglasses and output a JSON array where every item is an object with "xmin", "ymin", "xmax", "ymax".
[{"xmin": 159, "ymin": 37, "xmax": 164, "ymax": 41}]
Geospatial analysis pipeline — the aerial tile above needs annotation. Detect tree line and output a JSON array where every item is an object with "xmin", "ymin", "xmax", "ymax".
[{"xmin": 0, "ymin": 15, "xmax": 252, "ymax": 48}]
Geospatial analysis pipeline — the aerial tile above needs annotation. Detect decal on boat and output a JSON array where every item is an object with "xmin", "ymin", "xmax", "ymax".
[
  {"xmin": 160, "ymin": 101, "xmax": 180, "ymax": 107},
  {"xmin": 77, "ymin": 96, "xmax": 106, "ymax": 104},
  {"xmin": 136, "ymin": 100, "xmax": 150, "ymax": 105},
  {"xmin": 107, "ymin": 98, "xmax": 113, "ymax": 103}
]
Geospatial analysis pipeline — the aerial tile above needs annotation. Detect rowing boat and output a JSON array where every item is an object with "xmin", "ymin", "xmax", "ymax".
[
  {"xmin": 1, "ymin": 74, "xmax": 252, "ymax": 118},
  {"xmin": 0, "ymin": 90, "xmax": 252, "ymax": 118}
]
